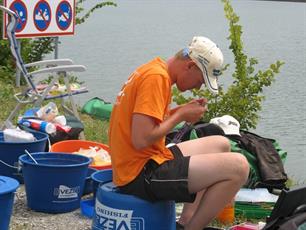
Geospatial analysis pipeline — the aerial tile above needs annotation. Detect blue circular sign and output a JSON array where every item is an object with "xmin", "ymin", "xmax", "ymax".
[
  {"xmin": 33, "ymin": 0, "xmax": 51, "ymax": 32},
  {"xmin": 56, "ymin": 1, "xmax": 72, "ymax": 31},
  {"xmin": 9, "ymin": 0, "xmax": 27, "ymax": 32}
]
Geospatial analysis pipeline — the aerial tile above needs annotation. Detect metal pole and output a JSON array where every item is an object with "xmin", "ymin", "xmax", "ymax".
[
  {"xmin": 16, "ymin": 39, "xmax": 21, "ymax": 87},
  {"xmin": 54, "ymin": 36, "xmax": 59, "ymax": 59}
]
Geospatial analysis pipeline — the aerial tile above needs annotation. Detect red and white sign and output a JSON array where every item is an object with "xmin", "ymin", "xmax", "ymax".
[{"xmin": 3, "ymin": 0, "xmax": 75, "ymax": 38}]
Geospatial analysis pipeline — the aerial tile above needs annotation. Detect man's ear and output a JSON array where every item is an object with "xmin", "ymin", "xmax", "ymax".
[{"xmin": 186, "ymin": 60, "xmax": 196, "ymax": 70}]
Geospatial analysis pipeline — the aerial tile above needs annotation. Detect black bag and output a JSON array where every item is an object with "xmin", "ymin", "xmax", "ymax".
[
  {"xmin": 264, "ymin": 205, "xmax": 306, "ymax": 230},
  {"xmin": 278, "ymin": 208, "xmax": 306, "ymax": 230},
  {"xmin": 263, "ymin": 186, "xmax": 306, "ymax": 230},
  {"xmin": 47, "ymin": 115, "xmax": 84, "ymax": 144},
  {"xmin": 166, "ymin": 121, "xmax": 225, "ymax": 145}
]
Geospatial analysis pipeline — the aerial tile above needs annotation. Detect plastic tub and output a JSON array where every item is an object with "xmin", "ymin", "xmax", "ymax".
[
  {"xmin": 91, "ymin": 169, "xmax": 112, "ymax": 198},
  {"xmin": 50, "ymin": 140, "xmax": 111, "ymax": 170},
  {"xmin": 83, "ymin": 167, "xmax": 98, "ymax": 196},
  {"xmin": 92, "ymin": 182, "xmax": 176, "ymax": 230},
  {"xmin": 0, "ymin": 130, "xmax": 48, "ymax": 183},
  {"xmin": 0, "ymin": 176, "xmax": 19, "ymax": 230},
  {"xmin": 19, "ymin": 152, "xmax": 91, "ymax": 213},
  {"xmin": 80, "ymin": 198, "xmax": 95, "ymax": 218}
]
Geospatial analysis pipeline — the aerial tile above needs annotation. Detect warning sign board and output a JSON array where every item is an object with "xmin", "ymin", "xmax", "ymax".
[{"xmin": 3, "ymin": 0, "xmax": 75, "ymax": 38}]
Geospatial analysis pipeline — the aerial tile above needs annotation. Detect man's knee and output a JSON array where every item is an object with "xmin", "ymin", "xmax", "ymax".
[
  {"xmin": 214, "ymin": 136, "xmax": 231, "ymax": 152},
  {"xmin": 232, "ymin": 153, "xmax": 250, "ymax": 184}
]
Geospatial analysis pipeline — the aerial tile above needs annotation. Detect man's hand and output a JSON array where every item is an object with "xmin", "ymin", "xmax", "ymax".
[
  {"xmin": 194, "ymin": 98, "xmax": 207, "ymax": 106},
  {"xmin": 131, "ymin": 98, "xmax": 208, "ymax": 150},
  {"xmin": 178, "ymin": 98, "xmax": 208, "ymax": 123}
]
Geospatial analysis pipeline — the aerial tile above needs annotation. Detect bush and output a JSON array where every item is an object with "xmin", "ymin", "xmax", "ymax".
[{"xmin": 172, "ymin": 0, "xmax": 284, "ymax": 130}]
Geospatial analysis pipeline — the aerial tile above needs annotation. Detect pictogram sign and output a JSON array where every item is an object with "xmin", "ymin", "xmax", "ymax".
[
  {"xmin": 33, "ymin": 0, "xmax": 51, "ymax": 31},
  {"xmin": 9, "ymin": 0, "xmax": 27, "ymax": 32},
  {"xmin": 3, "ymin": 0, "xmax": 75, "ymax": 38},
  {"xmin": 56, "ymin": 1, "xmax": 72, "ymax": 31}
]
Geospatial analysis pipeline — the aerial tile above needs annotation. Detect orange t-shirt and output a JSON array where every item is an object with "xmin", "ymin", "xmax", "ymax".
[{"xmin": 109, "ymin": 57, "xmax": 174, "ymax": 186}]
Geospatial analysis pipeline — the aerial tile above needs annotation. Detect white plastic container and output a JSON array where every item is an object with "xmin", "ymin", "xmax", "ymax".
[
  {"xmin": 36, "ymin": 102, "xmax": 58, "ymax": 122},
  {"xmin": 3, "ymin": 129, "xmax": 35, "ymax": 142},
  {"xmin": 19, "ymin": 119, "xmax": 56, "ymax": 134},
  {"xmin": 53, "ymin": 115, "xmax": 66, "ymax": 126}
]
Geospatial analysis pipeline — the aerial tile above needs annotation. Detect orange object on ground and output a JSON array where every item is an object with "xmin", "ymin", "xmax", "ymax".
[
  {"xmin": 216, "ymin": 199, "xmax": 235, "ymax": 224},
  {"xmin": 50, "ymin": 140, "xmax": 111, "ymax": 170}
]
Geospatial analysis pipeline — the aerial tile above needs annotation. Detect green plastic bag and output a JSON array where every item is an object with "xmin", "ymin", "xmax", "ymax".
[
  {"xmin": 81, "ymin": 97, "xmax": 113, "ymax": 120},
  {"xmin": 235, "ymin": 201, "xmax": 274, "ymax": 219}
]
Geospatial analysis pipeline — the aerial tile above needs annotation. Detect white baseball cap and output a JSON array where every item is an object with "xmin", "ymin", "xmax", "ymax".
[
  {"xmin": 187, "ymin": 36, "xmax": 224, "ymax": 94},
  {"xmin": 209, "ymin": 115, "xmax": 241, "ymax": 136}
]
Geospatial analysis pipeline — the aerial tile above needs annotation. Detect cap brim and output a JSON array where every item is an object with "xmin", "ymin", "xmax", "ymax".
[
  {"xmin": 196, "ymin": 60, "xmax": 219, "ymax": 94},
  {"xmin": 223, "ymin": 127, "xmax": 241, "ymax": 136},
  {"xmin": 192, "ymin": 57, "xmax": 219, "ymax": 94},
  {"xmin": 203, "ymin": 71, "xmax": 218, "ymax": 94}
]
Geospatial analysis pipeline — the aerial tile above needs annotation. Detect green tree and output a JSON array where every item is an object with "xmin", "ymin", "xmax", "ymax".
[{"xmin": 172, "ymin": 0, "xmax": 284, "ymax": 130}]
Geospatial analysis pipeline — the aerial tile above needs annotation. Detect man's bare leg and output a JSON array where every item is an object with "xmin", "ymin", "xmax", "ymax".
[
  {"xmin": 176, "ymin": 136, "xmax": 249, "ymax": 230},
  {"xmin": 178, "ymin": 136, "xmax": 230, "ymax": 224}
]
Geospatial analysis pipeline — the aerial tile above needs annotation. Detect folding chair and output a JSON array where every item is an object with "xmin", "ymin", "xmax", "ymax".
[{"xmin": 0, "ymin": 6, "xmax": 88, "ymax": 139}]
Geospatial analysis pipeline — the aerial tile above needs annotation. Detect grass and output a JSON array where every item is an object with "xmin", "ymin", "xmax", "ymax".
[
  {"xmin": 80, "ymin": 113, "xmax": 109, "ymax": 144},
  {"xmin": 0, "ymin": 79, "xmax": 16, "ymax": 122}
]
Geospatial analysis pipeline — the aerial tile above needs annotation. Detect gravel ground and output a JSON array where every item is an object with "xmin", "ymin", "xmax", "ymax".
[{"xmin": 10, "ymin": 185, "xmax": 92, "ymax": 230}]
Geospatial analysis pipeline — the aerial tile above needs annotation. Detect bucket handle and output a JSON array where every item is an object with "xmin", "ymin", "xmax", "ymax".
[
  {"xmin": 0, "ymin": 159, "xmax": 19, "ymax": 169},
  {"xmin": 0, "ymin": 159, "xmax": 23, "ymax": 175},
  {"xmin": 47, "ymin": 137, "xmax": 51, "ymax": 152},
  {"xmin": 25, "ymin": 149, "xmax": 38, "ymax": 164}
]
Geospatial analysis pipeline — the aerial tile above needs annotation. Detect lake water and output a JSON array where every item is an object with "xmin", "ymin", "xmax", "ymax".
[{"xmin": 56, "ymin": 0, "xmax": 306, "ymax": 182}]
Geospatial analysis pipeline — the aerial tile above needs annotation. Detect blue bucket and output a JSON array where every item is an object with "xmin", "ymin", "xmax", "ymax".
[
  {"xmin": 80, "ymin": 198, "xmax": 95, "ymax": 218},
  {"xmin": 0, "ymin": 176, "xmax": 19, "ymax": 230},
  {"xmin": 83, "ymin": 167, "xmax": 98, "ymax": 196},
  {"xmin": 91, "ymin": 169, "xmax": 112, "ymax": 197},
  {"xmin": 0, "ymin": 131, "xmax": 48, "ymax": 183},
  {"xmin": 79, "ymin": 169, "xmax": 112, "ymax": 219},
  {"xmin": 19, "ymin": 152, "xmax": 91, "ymax": 213},
  {"xmin": 92, "ymin": 182, "xmax": 176, "ymax": 230}
]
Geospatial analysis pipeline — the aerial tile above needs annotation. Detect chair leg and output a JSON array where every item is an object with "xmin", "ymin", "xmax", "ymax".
[
  {"xmin": 63, "ymin": 76, "xmax": 80, "ymax": 118},
  {"xmin": 62, "ymin": 74, "xmax": 85, "ymax": 140},
  {"xmin": 1, "ymin": 102, "xmax": 24, "ymax": 129}
]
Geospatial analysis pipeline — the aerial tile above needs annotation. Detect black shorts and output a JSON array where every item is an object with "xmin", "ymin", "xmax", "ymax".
[{"xmin": 118, "ymin": 145, "xmax": 196, "ymax": 203}]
